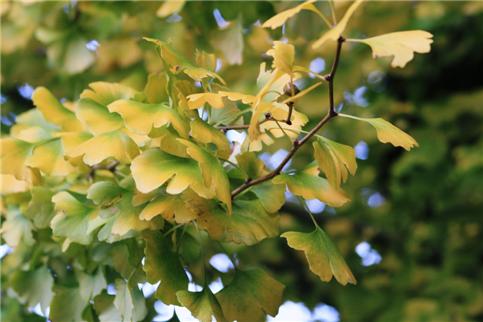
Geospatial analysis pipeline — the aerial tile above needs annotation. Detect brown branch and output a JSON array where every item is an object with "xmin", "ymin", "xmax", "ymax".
[{"xmin": 231, "ymin": 37, "xmax": 345, "ymax": 199}]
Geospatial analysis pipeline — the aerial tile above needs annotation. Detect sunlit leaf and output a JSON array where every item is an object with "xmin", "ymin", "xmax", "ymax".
[
  {"xmin": 190, "ymin": 119, "xmax": 231, "ymax": 159},
  {"xmin": 273, "ymin": 169, "xmax": 349, "ymax": 207},
  {"xmin": 312, "ymin": 0, "xmax": 364, "ymax": 49},
  {"xmin": 80, "ymin": 82, "xmax": 140, "ymax": 106},
  {"xmin": 0, "ymin": 138, "xmax": 33, "ymax": 180},
  {"xmin": 262, "ymin": 0, "xmax": 319, "ymax": 30},
  {"xmin": 0, "ymin": 174, "xmax": 28, "ymax": 194},
  {"xmin": 143, "ymin": 231, "xmax": 189, "ymax": 305},
  {"xmin": 1, "ymin": 208, "xmax": 34, "ymax": 247},
  {"xmin": 68, "ymin": 130, "xmax": 139, "ymax": 166},
  {"xmin": 282, "ymin": 227, "xmax": 357, "ymax": 285},
  {"xmin": 179, "ymin": 139, "xmax": 232, "ymax": 213},
  {"xmin": 157, "ymin": 0, "xmax": 185, "ymax": 17},
  {"xmin": 349, "ymin": 30, "xmax": 434, "ymax": 68},
  {"xmin": 139, "ymin": 192, "xmax": 197, "ymax": 224},
  {"xmin": 10, "ymin": 266, "xmax": 53, "ymax": 314},
  {"xmin": 216, "ymin": 268, "xmax": 285, "ymax": 322},
  {"xmin": 340, "ymin": 114, "xmax": 418, "ymax": 150},
  {"xmin": 108, "ymin": 99, "xmax": 189, "ymax": 137},
  {"xmin": 131, "ymin": 148, "xmax": 212, "ymax": 198},
  {"xmin": 75, "ymin": 98, "xmax": 123, "ymax": 135},
  {"xmin": 26, "ymin": 139, "xmax": 73, "ymax": 176},
  {"xmin": 313, "ymin": 137, "xmax": 357, "ymax": 188},
  {"xmin": 187, "ymin": 92, "xmax": 225, "ymax": 109},
  {"xmin": 32, "ymin": 87, "xmax": 83, "ymax": 131},
  {"xmin": 266, "ymin": 41, "xmax": 295, "ymax": 74}
]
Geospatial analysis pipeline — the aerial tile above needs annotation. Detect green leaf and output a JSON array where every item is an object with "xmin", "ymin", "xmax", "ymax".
[
  {"xmin": 282, "ymin": 227, "xmax": 357, "ymax": 285},
  {"xmin": 78, "ymin": 269, "xmax": 107, "ymax": 302},
  {"xmin": 49, "ymin": 286, "xmax": 86, "ymax": 322},
  {"xmin": 26, "ymin": 187, "xmax": 54, "ymax": 229},
  {"xmin": 143, "ymin": 73, "xmax": 168, "ymax": 103},
  {"xmin": 251, "ymin": 182, "xmax": 286, "ymax": 213},
  {"xmin": 93, "ymin": 293, "xmax": 122, "ymax": 322},
  {"xmin": 190, "ymin": 119, "xmax": 231, "ymax": 159},
  {"xmin": 179, "ymin": 139, "xmax": 232, "ymax": 214},
  {"xmin": 51, "ymin": 191, "xmax": 106, "ymax": 249},
  {"xmin": 75, "ymin": 98, "xmax": 123, "ymax": 135},
  {"xmin": 130, "ymin": 148, "xmax": 212, "ymax": 198},
  {"xmin": 139, "ymin": 193, "xmax": 197, "ymax": 224},
  {"xmin": 10, "ymin": 266, "xmax": 53, "ymax": 314},
  {"xmin": 32, "ymin": 87, "xmax": 83, "ymax": 131},
  {"xmin": 68, "ymin": 130, "xmax": 139, "ymax": 166},
  {"xmin": 197, "ymin": 199, "xmax": 278, "ymax": 245},
  {"xmin": 177, "ymin": 288, "xmax": 227, "ymax": 322},
  {"xmin": 273, "ymin": 170, "xmax": 349, "ymax": 207},
  {"xmin": 216, "ymin": 268, "xmax": 285, "ymax": 322},
  {"xmin": 143, "ymin": 231, "xmax": 189, "ymax": 305},
  {"xmin": 313, "ymin": 137, "xmax": 357, "ymax": 188},
  {"xmin": 1, "ymin": 208, "xmax": 34, "ymax": 247},
  {"xmin": 86, "ymin": 181, "xmax": 123, "ymax": 207},
  {"xmin": 108, "ymin": 99, "xmax": 189, "ymax": 138},
  {"xmin": 211, "ymin": 19, "xmax": 244, "ymax": 65},
  {"xmin": 26, "ymin": 138, "xmax": 73, "ymax": 176},
  {"xmin": 113, "ymin": 279, "xmax": 147, "ymax": 322},
  {"xmin": 236, "ymin": 152, "xmax": 268, "ymax": 179},
  {"xmin": 340, "ymin": 114, "xmax": 418, "ymax": 150}
]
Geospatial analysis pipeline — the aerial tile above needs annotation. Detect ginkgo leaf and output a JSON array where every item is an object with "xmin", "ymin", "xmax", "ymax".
[
  {"xmin": 149, "ymin": 126, "xmax": 189, "ymax": 158},
  {"xmin": 113, "ymin": 279, "xmax": 147, "ymax": 322},
  {"xmin": 349, "ymin": 30, "xmax": 434, "ymax": 68},
  {"xmin": 282, "ymin": 227, "xmax": 357, "ymax": 285},
  {"xmin": 266, "ymin": 41, "xmax": 295, "ymax": 74},
  {"xmin": 251, "ymin": 182, "xmax": 286, "ymax": 213},
  {"xmin": 68, "ymin": 130, "xmax": 139, "ymax": 166},
  {"xmin": 177, "ymin": 288, "xmax": 227, "ymax": 322},
  {"xmin": 75, "ymin": 98, "xmax": 123, "ymax": 135},
  {"xmin": 26, "ymin": 187, "xmax": 55, "ymax": 229},
  {"xmin": 178, "ymin": 139, "xmax": 232, "ymax": 213},
  {"xmin": 0, "ymin": 174, "xmax": 28, "ymax": 194},
  {"xmin": 216, "ymin": 268, "xmax": 285, "ymax": 322},
  {"xmin": 236, "ymin": 151, "xmax": 268, "ymax": 179},
  {"xmin": 97, "ymin": 194, "xmax": 153, "ymax": 241},
  {"xmin": 313, "ymin": 137, "xmax": 357, "ymax": 188},
  {"xmin": 190, "ymin": 119, "xmax": 231, "ymax": 159},
  {"xmin": 262, "ymin": 0, "xmax": 319, "ymax": 30},
  {"xmin": 49, "ymin": 286, "xmax": 86, "ymax": 322},
  {"xmin": 157, "ymin": 0, "xmax": 185, "ymax": 18},
  {"xmin": 26, "ymin": 138, "xmax": 73, "ymax": 176},
  {"xmin": 1, "ymin": 208, "xmax": 34, "ymax": 247},
  {"xmin": 139, "ymin": 193, "xmax": 198, "ymax": 224},
  {"xmin": 218, "ymin": 91, "xmax": 256, "ymax": 104},
  {"xmin": 187, "ymin": 92, "xmax": 225, "ymax": 109},
  {"xmin": 0, "ymin": 138, "xmax": 33, "ymax": 180},
  {"xmin": 80, "ymin": 82, "xmax": 141, "ymax": 106},
  {"xmin": 130, "ymin": 148, "xmax": 212, "ymax": 198},
  {"xmin": 86, "ymin": 181, "xmax": 123, "ymax": 207},
  {"xmin": 143, "ymin": 231, "xmax": 189, "ymax": 305},
  {"xmin": 312, "ymin": 0, "xmax": 364, "ymax": 49},
  {"xmin": 32, "ymin": 87, "xmax": 84, "ymax": 131},
  {"xmin": 51, "ymin": 191, "xmax": 106, "ymax": 248},
  {"xmin": 211, "ymin": 19, "xmax": 244, "ymax": 66},
  {"xmin": 197, "ymin": 199, "xmax": 278, "ymax": 245},
  {"xmin": 144, "ymin": 73, "xmax": 168, "ymax": 103},
  {"xmin": 340, "ymin": 114, "xmax": 418, "ymax": 150},
  {"xmin": 108, "ymin": 99, "xmax": 189, "ymax": 138},
  {"xmin": 184, "ymin": 67, "xmax": 226, "ymax": 85},
  {"xmin": 273, "ymin": 170, "xmax": 349, "ymax": 207}
]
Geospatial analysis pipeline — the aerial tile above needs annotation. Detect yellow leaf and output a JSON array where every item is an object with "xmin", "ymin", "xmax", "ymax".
[
  {"xmin": 262, "ymin": 0, "xmax": 318, "ymax": 30},
  {"xmin": 130, "ymin": 148, "xmax": 213, "ymax": 198},
  {"xmin": 0, "ymin": 138, "xmax": 33, "ymax": 180},
  {"xmin": 139, "ymin": 193, "xmax": 197, "ymax": 224},
  {"xmin": 266, "ymin": 41, "xmax": 295, "ymax": 74},
  {"xmin": 190, "ymin": 119, "xmax": 231, "ymax": 159},
  {"xmin": 108, "ymin": 99, "xmax": 189, "ymax": 138},
  {"xmin": 312, "ymin": 0, "xmax": 364, "ymax": 49},
  {"xmin": 340, "ymin": 114, "xmax": 418, "ymax": 150},
  {"xmin": 218, "ymin": 91, "xmax": 256, "ymax": 104},
  {"xmin": 32, "ymin": 87, "xmax": 84, "ymax": 131},
  {"xmin": 178, "ymin": 139, "xmax": 232, "ymax": 214},
  {"xmin": 183, "ymin": 67, "xmax": 226, "ymax": 85},
  {"xmin": 80, "ymin": 82, "xmax": 140, "ymax": 106},
  {"xmin": 75, "ymin": 98, "xmax": 123, "ymax": 135},
  {"xmin": 313, "ymin": 137, "xmax": 357, "ymax": 188},
  {"xmin": 0, "ymin": 174, "xmax": 28, "ymax": 194},
  {"xmin": 26, "ymin": 139, "xmax": 73, "ymax": 176},
  {"xmin": 282, "ymin": 228, "xmax": 357, "ymax": 285},
  {"xmin": 68, "ymin": 130, "xmax": 139, "ymax": 166},
  {"xmin": 349, "ymin": 30, "xmax": 434, "ymax": 68},
  {"xmin": 187, "ymin": 93, "xmax": 225, "ymax": 109},
  {"xmin": 157, "ymin": 0, "xmax": 185, "ymax": 18}
]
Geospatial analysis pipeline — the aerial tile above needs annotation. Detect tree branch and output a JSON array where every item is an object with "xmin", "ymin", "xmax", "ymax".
[{"xmin": 231, "ymin": 37, "xmax": 345, "ymax": 199}]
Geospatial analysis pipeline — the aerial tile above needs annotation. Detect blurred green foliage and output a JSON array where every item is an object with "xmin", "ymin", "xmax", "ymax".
[{"xmin": 1, "ymin": 1, "xmax": 482, "ymax": 322}]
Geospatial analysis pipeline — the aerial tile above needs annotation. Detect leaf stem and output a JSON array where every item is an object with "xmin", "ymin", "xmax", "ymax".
[{"xmin": 231, "ymin": 37, "xmax": 345, "ymax": 199}]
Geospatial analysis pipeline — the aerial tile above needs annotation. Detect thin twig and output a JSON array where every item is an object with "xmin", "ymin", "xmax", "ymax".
[{"xmin": 231, "ymin": 37, "xmax": 345, "ymax": 199}]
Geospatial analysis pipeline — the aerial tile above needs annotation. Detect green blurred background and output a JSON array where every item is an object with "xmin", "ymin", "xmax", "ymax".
[{"xmin": 1, "ymin": 1, "xmax": 482, "ymax": 321}]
